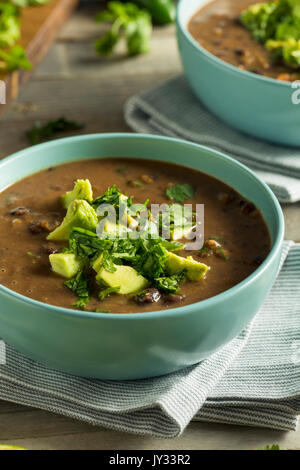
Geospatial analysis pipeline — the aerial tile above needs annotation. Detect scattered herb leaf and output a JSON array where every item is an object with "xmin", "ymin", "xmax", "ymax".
[{"xmin": 26, "ymin": 117, "xmax": 84, "ymax": 145}]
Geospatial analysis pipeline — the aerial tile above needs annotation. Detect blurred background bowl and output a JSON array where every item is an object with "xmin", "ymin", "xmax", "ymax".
[{"xmin": 176, "ymin": 0, "xmax": 300, "ymax": 147}]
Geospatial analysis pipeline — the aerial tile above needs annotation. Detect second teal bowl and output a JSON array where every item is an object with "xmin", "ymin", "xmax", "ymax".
[
  {"xmin": 177, "ymin": 0, "xmax": 300, "ymax": 147},
  {"xmin": 0, "ymin": 134, "xmax": 284, "ymax": 379}
]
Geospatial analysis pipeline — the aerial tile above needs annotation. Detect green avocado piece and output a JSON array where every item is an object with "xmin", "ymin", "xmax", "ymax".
[
  {"xmin": 47, "ymin": 199, "xmax": 98, "ymax": 241},
  {"xmin": 49, "ymin": 253, "xmax": 84, "ymax": 279},
  {"xmin": 61, "ymin": 179, "xmax": 93, "ymax": 209},
  {"xmin": 165, "ymin": 251, "xmax": 209, "ymax": 281},
  {"xmin": 96, "ymin": 264, "xmax": 149, "ymax": 295},
  {"xmin": 92, "ymin": 253, "xmax": 103, "ymax": 273}
]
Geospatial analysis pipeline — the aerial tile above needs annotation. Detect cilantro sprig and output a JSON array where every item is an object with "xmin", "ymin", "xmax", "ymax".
[{"xmin": 95, "ymin": 1, "xmax": 152, "ymax": 56}]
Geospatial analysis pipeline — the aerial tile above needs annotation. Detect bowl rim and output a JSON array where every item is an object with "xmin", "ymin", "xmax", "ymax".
[
  {"xmin": 176, "ymin": 0, "xmax": 292, "ymax": 88},
  {"xmin": 0, "ymin": 133, "xmax": 284, "ymax": 320}
]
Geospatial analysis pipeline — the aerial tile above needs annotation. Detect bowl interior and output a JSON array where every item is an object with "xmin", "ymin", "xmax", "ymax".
[{"xmin": 0, "ymin": 133, "xmax": 282, "ymax": 247}]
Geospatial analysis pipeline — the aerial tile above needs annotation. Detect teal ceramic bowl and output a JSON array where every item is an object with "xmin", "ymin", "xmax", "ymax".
[
  {"xmin": 177, "ymin": 0, "xmax": 300, "ymax": 147},
  {"xmin": 0, "ymin": 134, "xmax": 284, "ymax": 379}
]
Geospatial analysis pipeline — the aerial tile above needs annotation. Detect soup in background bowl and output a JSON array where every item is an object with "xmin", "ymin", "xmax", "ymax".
[
  {"xmin": 0, "ymin": 134, "xmax": 284, "ymax": 379},
  {"xmin": 176, "ymin": 0, "xmax": 300, "ymax": 146}
]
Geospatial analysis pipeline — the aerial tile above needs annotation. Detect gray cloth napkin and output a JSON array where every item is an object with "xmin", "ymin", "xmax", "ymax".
[
  {"xmin": 0, "ymin": 241, "xmax": 299, "ymax": 437},
  {"xmin": 124, "ymin": 75, "xmax": 300, "ymax": 204}
]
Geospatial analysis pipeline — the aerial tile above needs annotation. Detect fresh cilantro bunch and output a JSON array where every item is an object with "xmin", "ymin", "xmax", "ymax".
[
  {"xmin": 64, "ymin": 225, "xmax": 185, "ymax": 307},
  {"xmin": 241, "ymin": 0, "xmax": 300, "ymax": 68},
  {"xmin": 95, "ymin": 1, "xmax": 152, "ymax": 56}
]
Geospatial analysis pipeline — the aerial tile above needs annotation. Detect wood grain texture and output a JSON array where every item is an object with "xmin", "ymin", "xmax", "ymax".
[
  {"xmin": 0, "ymin": 0, "xmax": 79, "ymax": 113},
  {"xmin": 0, "ymin": 3, "xmax": 299, "ymax": 450}
]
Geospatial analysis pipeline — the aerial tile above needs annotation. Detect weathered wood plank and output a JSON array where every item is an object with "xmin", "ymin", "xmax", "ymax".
[{"xmin": 0, "ymin": 417, "xmax": 299, "ymax": 450}]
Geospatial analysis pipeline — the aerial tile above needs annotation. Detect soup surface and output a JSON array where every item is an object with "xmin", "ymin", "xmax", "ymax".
[
  {"xmin": 0, "ymin": 158, "xmax": 270, "ymax": 313},
  {"xmin": 188, "ymin": 0, "xmax": 299, "ymax": 80}
]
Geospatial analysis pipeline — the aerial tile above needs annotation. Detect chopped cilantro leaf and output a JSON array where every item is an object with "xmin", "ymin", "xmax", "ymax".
[
  {"xmin": 69, "ymin": 227, "xmax": 110, "ymax": 261},
  {"xmin": 92, "ymin": 184, "xmax": 122, "ymax": 209},
  {"xmin": 95, "ymin": 2, "xmax": 152, "ymax": 57},
  {"xmin": 154, "ymin": 271, "xmax": 186, "ymax": 294},
  {"xmin": 166, "ymin": 184, "xmax": 195, "ymax": 203}
]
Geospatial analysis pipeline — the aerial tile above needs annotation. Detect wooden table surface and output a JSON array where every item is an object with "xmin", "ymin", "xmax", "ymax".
[{"xmin": 0, "ymin": 3, "xmax": 299, "ymax": 450}]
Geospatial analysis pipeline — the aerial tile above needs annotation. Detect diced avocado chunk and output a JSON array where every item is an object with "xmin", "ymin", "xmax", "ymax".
[
  {"xmin": 98, "ymin": 220, "xmax": 131, "ymax": 239},
  {"xmin": 49, "ymin": 253, "xmax": 84, "ymax": 279},
  {"xmin": 61, "ymin": 179, "xmax": 93, "ymax": 209},
  {"xmin": 165, "ymin": 251, "xmax": 209, "ymax": 281},
  {"xmin": 96, "ymin": 264, "xmax": 149, "ymax": 294},
  {"xmin": 47, "ymin": 199, "xmax": 98, "ymax": 241},
  {"xmin": 120, "ymin": 194, "xmax": 139, "ymax": 228}
]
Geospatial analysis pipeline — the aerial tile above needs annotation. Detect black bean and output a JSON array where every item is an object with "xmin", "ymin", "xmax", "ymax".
[
  {"xmin": 43, "ymin": 244, "xmax": 59, "ymax": 255},
  {"xmin": 29, "ymin": 220, "xmax": 53, "ymax": 234},
  {"xmin": 135, "ymin": 288, "xmax": 161, "ymax": 304},
  {"xmin": 164, "ymin": 294, "xmax": 185, "ymax": 304},
  {"xmin": 241, "ymin": 202, "xmax": 256, "ymax": 214},
  {"xmin": 9, "ymin": 206, "xmax": 30, "ymax": 216}
]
